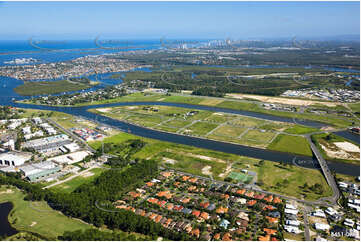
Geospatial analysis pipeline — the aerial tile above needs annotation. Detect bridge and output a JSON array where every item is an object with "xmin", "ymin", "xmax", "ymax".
[{"xmin": 306, "ymin": 135, "xmax": 340, "ymax": 204}]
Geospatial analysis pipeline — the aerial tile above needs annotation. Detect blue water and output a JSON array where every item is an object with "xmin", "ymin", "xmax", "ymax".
[{"xmin": 0, "ymin": 40, "xmax": 162, "ymax": 66}]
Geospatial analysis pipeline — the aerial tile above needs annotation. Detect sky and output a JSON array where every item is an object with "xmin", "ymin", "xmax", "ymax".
[{"xmin": 0, "ymin": 1, "xmax": 359, "ymax": 40}]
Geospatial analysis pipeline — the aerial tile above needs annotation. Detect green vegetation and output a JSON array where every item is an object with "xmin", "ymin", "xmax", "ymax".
[
  {"xmin": 256, "ymin": 161, "xmax": 332, "ymax": 200},
  {"xmin": 0, "ymin": 185, "xmax": 94, "ymax": 240},
  {"xmin": 91, "ymin": 105, "xmax": 317, "ymax": 153},
  {"xmin": 22, "ymin": 91, "xmax": 356, "ymax": 128},
  {"xmin": 284, "ymin": 125, "xmax": 320, "ymax": 135},
  {"xmin": 50, "ymin": 168, "xmax": 105, "ymax": 193},
  {"xmin": 14, "ymin": 80, "xmax": 94, "ymax": 96},
  {"xmin": 113, "ymin": 65, "xmax": 350, "ymax": 96},
  {"xmin": 60, "ymin": 228, "xmax": 150, "ymax": 241},
  {"xmin": 268, "ymin": 134, "xmax": 312, "ymax": 156},
  {"xmin": 227, "ymin": 172, "xmax": 253, "ymax": 183},
  {"xmin": 90, "ymin": 131, "xmax": 332, "ymax": 200}
]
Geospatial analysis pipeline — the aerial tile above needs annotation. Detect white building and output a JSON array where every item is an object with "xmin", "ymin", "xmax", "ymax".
[
  {"xmin": 325, "ymin": 207, "xmax": 337, "ymax": 216},
  {"xmin": 344, "ymin": 219, "xmax": 355, "ymax": 227},
  {"xmin": 48, "ymin": 150, "xmax": 91, "ymax": 165},
  {"xmin": 311, "ymin": 209, "xmax": 326, "ymax": 218},
  {"xmin": 285, "ymin": 208, "xmax": 299, "ymax": 215},
  {"xmin": 0, "ymin": 151, "xmax": 32, "ymax": 166},
  {"xmin": 286, "ymin": 220, "xmax": 301, "ymax": 226},
  {"xmin": 2, "ymin": 139, "xmax": 15, "ymax": 151},
  {"xmin": 63, "ymin": 143, "xmax": 80, "ymax": 152},
  {"xmin": 22, "ymin": 126, "xmax": 31, "ymax": 135},
  {"xmin": 284, "ymin": 225, "xmax": 301, "ymax": 234},
  {"xmin": 314, "ymin": 223, "xmax": 330, "ymax": 231}
]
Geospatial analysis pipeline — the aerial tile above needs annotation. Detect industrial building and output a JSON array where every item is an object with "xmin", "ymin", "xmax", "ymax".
[
  {"xmin": 20, "ymin": 160, "xmax": 60, "ymax": 182},
  {"xmin": 0, "ymin": 151, "xmax": 32, "ymax": 166}
]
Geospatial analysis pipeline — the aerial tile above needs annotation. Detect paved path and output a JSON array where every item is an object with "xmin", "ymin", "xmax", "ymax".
[{"xmin": 43, "ymin": 165, "xmax": 98, "ymax": 189}]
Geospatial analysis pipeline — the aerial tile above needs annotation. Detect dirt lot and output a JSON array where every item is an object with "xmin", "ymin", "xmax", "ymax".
[
  {"xmin": 320, "ymin": 143, "xmax": 359, "ymax": 160},
  {"xmin": 226, "ymin": 93, "xmax": 338, "ymax": 107},
  {"xmin": 96, "ymin": 108, "xmax": 112, "ymax": 113}
]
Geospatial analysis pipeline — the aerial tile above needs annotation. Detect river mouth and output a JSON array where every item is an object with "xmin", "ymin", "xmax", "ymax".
[{"xmin": 0, "ymin": 202, "xmax": 18, "ymax": 238}]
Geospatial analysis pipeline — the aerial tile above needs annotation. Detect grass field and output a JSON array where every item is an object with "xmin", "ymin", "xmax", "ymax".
[
  {"xmin": 241, "ymin": 129, "xmax": 276, "ymax": 145},
  {"xmin": 92, "ymin": 105, "xmax": 318, "ymax": 152},
  {"xmin": 268, "ymin": 134, "xmax": 312, "ymax": 156},
  {"xmin": 49, "ymin": 168, "xmax": 105, "ymax": 193},
  {"xmin": 256, "ymin": 161, "xmax": 332, "ymax": 201},
  {"xmin": 22, "ymin": 91, "xmax": 356, "ymax": 128},
  {"xmin": 182, "ymin": 121, "xmax": 218, "ymax": 136},
  {"xmin": 211, "ymin": 124, "xmax": 247, "ymax": 138},
  {"xmin": 89, "ymin": 132, "xmax": 333, "ymax": 200},
  {"xmin": 0, "ymin": 186, "xmax": 94, "ymax": 240},
  {"xmin": 227, "ymin": 172, "xmax": 253, "ymax": 183},
  {"xmin": 284, "ymin": 125, "xmax": 320, "ymax": 135},
  {"xmin": 14, "ymin": 80, "xmax": 93, "ymax": 96}
]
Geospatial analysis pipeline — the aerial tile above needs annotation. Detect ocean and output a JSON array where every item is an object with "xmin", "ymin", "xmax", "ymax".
[{"xmin": 0, "ymin": 39, "xmax": 162, "ymax": 66}]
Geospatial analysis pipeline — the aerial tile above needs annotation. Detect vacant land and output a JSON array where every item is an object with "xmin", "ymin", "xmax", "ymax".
[
  {"xmin": 0, "ymin": 186, "xmax": 94, "ymax": 240},
  {"xmin": 226, "ymin": 93, "xmax": 338, "ymax": 107},
  {"xmin": 14, "ymin": 80, "xmax": 93, "ymax": 96},
  {"xmin": 23, "ymin": 92, "xmax": 356, "ymax": 128},
  {"xmin": 91, "ymin": 105, "xmax": 318, "ymax": 153},
  {"xmin": 311, "ymin": 133, "xmax": 360, "ymax": 165},
  {"xmin": 49, "ymin": 168, "xmax": 105, "ymax": 193},
  {"xmin": 268, "ymin": 134, "xmax": 312, "ymax": 156},
  {"xmin": 89, "ymin": 131, "xmax": 332, "ymax": 200}
]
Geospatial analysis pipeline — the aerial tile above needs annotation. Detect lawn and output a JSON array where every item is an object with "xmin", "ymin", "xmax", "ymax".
[
  {"xmin": 257, "ymin": 162, "xmax": 332, "ymax": 201},
  {"xmin": 156, "ymin": 151, "xmax": 227, "ymax": 179},
  {"xmin": 49, "ymin": 168, "xmax": 105, "ymax": 193},
  {"xmin": 268, "ymin": 134, "xmax": 312, "ymax": 156},
  {"xmin": 347, "ymin": 102, "xmax": 360, "ymax": 114},
  {"xmin": 183, "ymin": 121, "xmax": 218, "ymax": 136},
  {"xmin": 229, "ymin": 116, "xmax": 266, "ymax": 127},
  {"xmin": 164, "ymin": 118, "xmax": 192, "ymax": 128},
  {"xmin": 211, "ymin": 124, "xmax": 247, "ymax": 138},
  {"xmin": 0, "ymin": 186, "xmax": 94, "ymax": 240},
  {"xmin": 22, "ymin": 91, "xmax": 356, "ymax": 128},
  {"xmin": 204, "ymin": 113, "xmax": 236, "ymax": 123},
  {"xmin": 14, "ymin": 80, "xmax": 92, "ymax": 96},
  {"xmin": 227, "ymin": 172, "xmax": 253, "ymax": 183},
  {"xmin": 284, "ymin": 125, "xmax": 320, "ymax": 135},
  {"xmin": 240, "ymin": 129, "xmax": 277, "ymax": 147},
  {"xmin": 90, "ymin": 131, "xmax": 334, "ymax": 201}
]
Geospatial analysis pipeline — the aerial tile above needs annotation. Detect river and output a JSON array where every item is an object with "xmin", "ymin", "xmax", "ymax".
[
  {"xmin": 0, "ymin": 202, "xmax": 18, "ymax": 238},
  {"xmin": 7, "ymin": 101, "xmax": 359, "ymax": 177}
]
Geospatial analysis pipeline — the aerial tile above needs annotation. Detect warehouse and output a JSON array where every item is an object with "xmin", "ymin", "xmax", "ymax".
[
  {"xmin": 0, "ymin": 151, "xmax": 32, "ymax": 166},
  {"xmin": 20, "ymin": 160, "xmax": 60, "ymax": 182}
]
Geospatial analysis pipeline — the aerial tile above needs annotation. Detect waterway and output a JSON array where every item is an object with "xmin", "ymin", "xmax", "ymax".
[
  {"xmin": 0, "ymin": 202, "xmax": 18, "ymax": 238},
  {"xmin": 6, "ymin": 100, "xmax": 359, "ymax": 177},
  {"xmin": 0, "ymin": 53, "xmax": 359, "ymax": 176}
]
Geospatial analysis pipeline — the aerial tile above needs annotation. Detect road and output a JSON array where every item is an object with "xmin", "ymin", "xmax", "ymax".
[
  {"xmin": 306, "ymin": 135, "xmax": 340, "ymax": 204},
  {"xmin": 46, "ymin": 117, "xmax": 96, "ymax": 153},
  {"xmin": 302, "ymin": 206, "xmax": 311, "ymax": 241},
  {"xmin": 169, "ymin": 168, "xmax": 335, "ymax": 207},
  {"xmin": 43, "ymin": 164, "xmax": 98, "ymax": 189}
]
